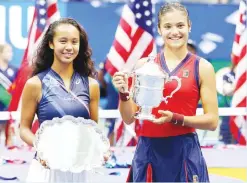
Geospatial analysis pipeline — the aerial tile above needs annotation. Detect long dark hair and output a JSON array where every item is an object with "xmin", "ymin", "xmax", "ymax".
[{"xmin": 31, "ymin": 18, "xmax": 97, "ymax": 78}]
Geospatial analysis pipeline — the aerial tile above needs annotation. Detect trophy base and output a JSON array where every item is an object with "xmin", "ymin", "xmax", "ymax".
[
  {"xmin": 134, "ymin": 113, "xmax": 155, "ymax": 121},
  {"xmin": 134, "ymin": 107, "xmax": 155, "ymax": 121}
]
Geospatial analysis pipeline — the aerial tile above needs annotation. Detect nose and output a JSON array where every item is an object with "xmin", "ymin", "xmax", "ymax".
[
  {"xmin": 65, "ymin": 43, "xmax": 73, "ymax": 51},
  {"xmin": 170, "ymin": 27, "xmax": 179, "ymax": 35}
]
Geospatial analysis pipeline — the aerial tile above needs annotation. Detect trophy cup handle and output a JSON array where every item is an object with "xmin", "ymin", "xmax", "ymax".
[{"xmin": 163, "ymin": 76, "xmax": 181, "ymax": 104}]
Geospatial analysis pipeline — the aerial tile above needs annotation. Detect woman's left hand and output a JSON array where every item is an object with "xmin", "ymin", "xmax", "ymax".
[{"xmin": 152, "ymin": 110, "xmax": 173, "ymax": 124}]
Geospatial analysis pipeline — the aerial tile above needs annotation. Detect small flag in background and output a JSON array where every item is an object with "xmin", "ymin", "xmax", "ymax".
[{"xmin": 230, "ymin": 0, "xmax": 247, "ymax": 145}]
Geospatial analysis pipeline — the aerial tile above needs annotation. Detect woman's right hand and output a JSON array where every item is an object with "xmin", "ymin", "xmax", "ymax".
[{"xmin": 112, "ymin": 72, "xmax": 129, "ymax": 93}]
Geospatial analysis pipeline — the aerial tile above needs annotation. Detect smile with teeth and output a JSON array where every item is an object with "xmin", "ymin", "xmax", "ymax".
[
  {"xmin": 169, "ymin": 37, "xmax": 182, "ymax": 40},
  {"xmin": 63, "ymin": 53, "xmax": 73, "ymax": 57}
]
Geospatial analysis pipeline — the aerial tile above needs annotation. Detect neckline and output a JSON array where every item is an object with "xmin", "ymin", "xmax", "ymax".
[
  {"xmin": 49, "ymin": 68, "xmax": 76, "ymax": 92},
  {"xmin": 160, "ymin": 51, "xmax": 191, "ymax": 76}
]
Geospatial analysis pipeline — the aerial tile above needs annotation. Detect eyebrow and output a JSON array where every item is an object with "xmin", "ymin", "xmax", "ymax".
[
  {"xmin": 163, "ymin": 21, "xmax": 186, "ymax": 25},
  {"xmin": 162, "ymin": 23, "xmax": 185, "ymax": 27},
  {"xmin": 58, "ymin": 37, "xmax": 79, "ymax": 40}
]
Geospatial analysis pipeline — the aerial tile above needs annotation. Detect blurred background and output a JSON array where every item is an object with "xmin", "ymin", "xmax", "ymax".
[{"xmin": 0, "ymin": 0, "xmax": 246, "ymax": 182}]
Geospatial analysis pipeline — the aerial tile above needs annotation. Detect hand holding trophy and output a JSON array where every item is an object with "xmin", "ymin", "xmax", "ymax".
[{"xmin": 116, "ymin": 55, "xmax": 182, "ymax": 121}]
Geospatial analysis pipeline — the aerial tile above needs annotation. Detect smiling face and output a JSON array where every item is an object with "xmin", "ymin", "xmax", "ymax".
[
  {"xmin": 49, "ymin": 23, "xmax": 80, "ymax": 65},
  {"xmin": 158, "ymin": 3, "xmax": 191, "ymax": 50},
  {"xmin": 158, "ymin": 10, "xmax": 191, "ymax": 50}
]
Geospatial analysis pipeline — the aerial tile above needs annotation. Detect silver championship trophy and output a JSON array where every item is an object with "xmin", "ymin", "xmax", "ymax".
[{"xmin": 130, "ymin": 55, "xmax": 181, "ymax": 121}]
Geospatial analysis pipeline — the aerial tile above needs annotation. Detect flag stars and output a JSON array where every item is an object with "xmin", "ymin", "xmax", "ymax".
[
  {"xmin": 38, "ymin": 0, "xmax": 46, "ymax": 6},
  {"xmin": 136, "ymin": 13, "xmax": 142, "ymax": 19},
  {"xmin": 40, "ymin": 18, "xmax": 46, "ymax": 25},
  {"xmin": 130, "ymin": 0, "xmax": 153, "ymax": 35},
  {"xmin": 135, "ymin": 3, "xmax": 140, "ymax": 9},
  {"xmin": 146, "ymin": 20, "xmax": 152, "ymax": 26},
  {"xmin": 144, "ymin": 10, "xmax": 150, "ymax": 16},
  {"xmin": 143, "ymin": 1, "xmax": 149, "ymax": 7},
  {"xmin": 39, "ymin": 9, "xmax": 46, "ymax": 15}
]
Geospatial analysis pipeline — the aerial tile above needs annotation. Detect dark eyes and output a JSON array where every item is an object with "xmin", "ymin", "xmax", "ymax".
[
  {"xmin": 163, "ymin": 24, "xmax": 185, "ymax": 29},
  {"xmin": 177, "ymin": 24, "xmax": 184, "ymax": 28},
  {"xmin": 59, "ymin": 40, "xmax": 79, "ymax": 44}
]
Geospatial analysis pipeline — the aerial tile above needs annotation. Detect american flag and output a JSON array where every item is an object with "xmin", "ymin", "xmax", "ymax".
[
  {"xmin": 6, "ymin": 0, "xmax": 60, "ymax": 144},
  {"xmin": 230, "ymin": 0, "xmax": 247, "ymax": 145},
  {"xmin": 105, "ymin": 0, "xmax": 156, "ymax": 146}
]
